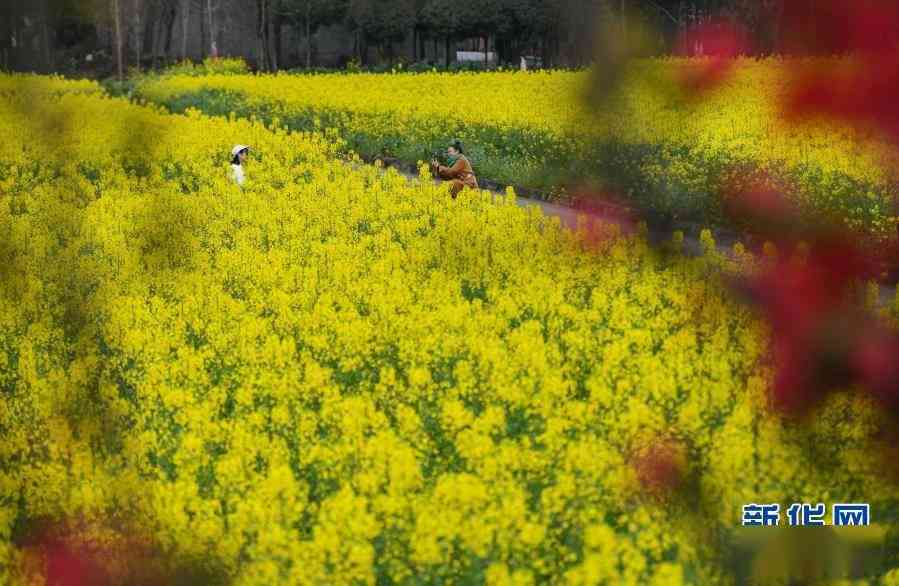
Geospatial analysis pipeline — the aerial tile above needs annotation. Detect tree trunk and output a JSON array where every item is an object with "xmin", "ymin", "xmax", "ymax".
[
  {"xmin": 444, "ymin": 36, "xmax": 450, "ymax": 67},
  {"xmin": 274, "ymin": 14, "xmax": 283, "ymax": 70},
  {"xmin": 542, "ymin": 35, "xmax": 552, "ymax": 68},
  {"xmin": 556, "ymin": 34, "xmax": 562, "ymax": 68},
  {"xmin": 256, "ymin": 0, "xmax": 266, "ymax": 71},
  {"xmin": 133, "ymin": 0, "xmax": 143, "ymax": 72},
  {"xmin": 148, "ymin": 1, "xmax": 163, "ymax": 68},
  {"xmin": 37, "ymin": 0, "xmax": 51, "ymax": 73},
  {"xmin": 355, "ymin": 30, "xmax": 364, "ymax": 65},
  {"xmin": 483, "ymin": 35, "xmax": 488, "ymax": 66},
  {"xmin": 9, "ymin": 19, "xmax": 18, "ymax": 71},
  {"xmin": 163, "ymin": 3, "xmax": 177, "ymax": 63},
  {"xmin": 180, "ymin": 0, "xmax": 189, "ymax": 60},
  {"xmin": 112, "ymin": 0, "xmax": 123, "ymax": 79},
  {"xmin": 199, "ymin": 0, "xmax": 206, "ymax": 58},
  {"xmin": 41, "ymin": 19, "xmax": 52, "ymax": 73},
  {"xmin": 267, "ymin": 9, "xmax": 277, "ymax": 71},
  {"xmin": 263, "ymin": 0, "xmax": 272, "ymax": 70},
  {"xmin": 260, "ymin": 0, "xmax": 266, "ymax": 70},
  {"xmin": 206, "ymin": 0, "xmax": 217, "ymax": 58},
  {"xmin": 266, "ymin": 0, "xmax": 273, "ymax": 70},
  {"xmin": 148, "ymin": 11, "xmax": 160, "ymax": 69},
  {"xmin": 305, "ymin": 0, "xmax": 311, "ymax": 69}
]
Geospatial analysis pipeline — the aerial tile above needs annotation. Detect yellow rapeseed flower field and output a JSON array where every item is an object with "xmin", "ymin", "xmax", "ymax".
[
  {"xmin": 1, "ymin": 75, "xmax": 897, "ymax": 585},
  {"xmin": 0, "ymin": 72, "xmax": 102, "ymax": 95},
  {"xmin": 134, "ymin": 59, "xmax": 899, "ymax": 235}
]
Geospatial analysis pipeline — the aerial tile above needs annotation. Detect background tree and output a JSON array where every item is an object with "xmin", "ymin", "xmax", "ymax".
[
  {"xmin": 156, "ymin": 0, "xmax": 179, "ymax": 66},
  {"xmin": 347, "ymin": 0, "xmax": 416, "ymax": 64},
  {"xmin": 453, "ymin": 0, "xmax": 504, "ymax": 65},
  {"xmin": 410, "ymin": 0, "xmax": 428, "ymax": 61},
  {"xmin": 178, "ymin": 0, "xmax": 190, "ymax": 60},
  {"xmin": 278, "ymin": 0, "xmax": 349, "ymax": 68},
  {"xmin": 419, "ymin": 0, "xmax": 458, "ymax": 66},
  {"xmin": 256, "ymin": 0, "xmax": 272, "ymax": 71},
  {"xmin": 0, "ymin": 5, "xmax": 12, "ymax": 71},
  {"xmin": 510, "ymin": 0, "xmax": 565, "ymax": 67},
  {"xmin": 205, "ymin": 0, "xmax": 222, "ymax": 58},
  {"xmin": 0, "ymin": 0, "xmax": 876, "ymax": 74},
  {"xmin": 112, "ymin": 0, "xmax": 123, "ymax": 76},
  {"xmin": 491, "ymin": 0, "xmax": 531, "ymax": 65},
  {"xmin": 129, "ymin": 0, "xmax": 145, "ymax": 70}
]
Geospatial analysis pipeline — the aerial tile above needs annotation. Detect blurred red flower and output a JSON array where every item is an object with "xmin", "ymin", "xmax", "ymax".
[
  {"xmin": 571, "ymin": 188, "xmax": 640, "ymax": 246},
  {"xmin": 675, "ymin": 21, "xmax": 752, "ymax": 95},
  {"xmin": 779, "ymin": 0, "xmax": 899, "ymax": 56},
  {"xmin": 13, "ymin": 517, "xmax": 222, "ymax": 586},
  {"xmin": 721, "ymin": 170, "xmax": 801, "ymax": 243},
  {"xmin": 18, "ymin": 523, "xmax": 111, "ymax": 586},
  {"xmin": 784, "ymin": 56, "xmax": 899, "ymax": 147},
  {"xmin": 43, "ymin": 540, "xmax": 108, "ymax": 586},
  {"xmin": 632, "ymin": 437, "xmax": 689, "ymax": 497},
  {"xmin": 736, "ymin": 232, "xmax": 884, "ymax": 415},
  {"xmin": 779, "ymin": 0, "xmax": 899, "ymax": 146},
  {"xmin": 853, "ymin": 324, "xmax": 899, "ymax": 408}
]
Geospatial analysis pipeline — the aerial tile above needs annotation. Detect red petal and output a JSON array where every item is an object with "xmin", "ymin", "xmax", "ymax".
[
  {"xmin": 854, "ymin": 327, "xmax": 899, "ymax": 406},
  {"xmin": 675, "ymin": 21, "xmax": 751, "ymax": 94},
  {"xmin": 779, "ymin": 0, "xmax": 899, "ymax": 55}
]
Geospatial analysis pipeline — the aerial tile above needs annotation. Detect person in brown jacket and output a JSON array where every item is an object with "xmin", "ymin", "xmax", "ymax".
[{"xmin": 430, "ymin": 139, "xmax": 478, "ymax": 198}]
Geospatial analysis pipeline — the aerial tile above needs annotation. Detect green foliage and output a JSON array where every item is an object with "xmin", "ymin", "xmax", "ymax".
[
  {"xmin": 418, "ymin": 0, "xmax": 458, "ymax": 39},
  {"xmin": 347, "ymin": 0, "xmax": 418, "ymax": 45},
  {"xmin": 417, "ymin": 0, "xmax": 563, "ymax": 39},
  {"xmin": 277, "ymin": 0, "xmax": 349, "ymax": 46}
]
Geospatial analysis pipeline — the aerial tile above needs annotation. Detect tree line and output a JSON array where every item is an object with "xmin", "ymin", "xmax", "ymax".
[{"xmin": 0, "ymin": 0, "xmax": 821, "ymax": 77}]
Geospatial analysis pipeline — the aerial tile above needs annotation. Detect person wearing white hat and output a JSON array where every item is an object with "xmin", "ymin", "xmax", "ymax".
[{"xmin": 230, "ymin": 145, "xmax": 250, "ymax": 186}]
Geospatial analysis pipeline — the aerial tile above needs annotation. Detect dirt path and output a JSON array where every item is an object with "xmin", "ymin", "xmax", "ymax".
[
  {"xmin": 394, "ymin": 167, "xmax": 737, "ymax": 258},
  {"xmin": 389, "ymin": 165, "xmax": 897, "ymax": 308}
]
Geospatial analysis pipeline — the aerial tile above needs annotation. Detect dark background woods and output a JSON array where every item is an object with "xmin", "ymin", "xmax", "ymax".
[{"xmin": 0, "ymin": 0, "xmax": 801, "ymax": 77}]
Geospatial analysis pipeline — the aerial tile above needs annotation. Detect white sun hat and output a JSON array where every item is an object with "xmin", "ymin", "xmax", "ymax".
[{"xmin": 231, "ymin": 144, "xmax": 250, "ymax": 158}]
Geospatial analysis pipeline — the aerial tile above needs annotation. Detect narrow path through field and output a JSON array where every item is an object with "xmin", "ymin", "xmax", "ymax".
[
  {"xmin": 390, "ymin": 165, "xmax": 899, "ymax": 308},
  {"xmin": 392, "ymin": 166, "xmax": 740, "ymax": 258}
]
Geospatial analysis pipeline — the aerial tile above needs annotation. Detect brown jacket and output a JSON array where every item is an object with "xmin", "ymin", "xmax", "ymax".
[{"xmin": 434, "ymin": 155, "xmax": 478, "ymax": 196}]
